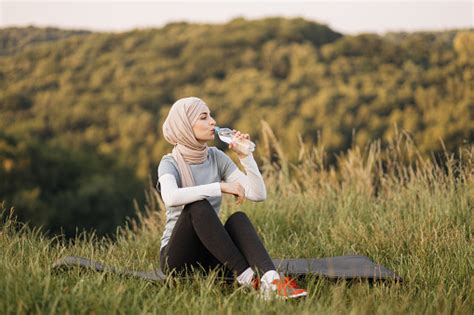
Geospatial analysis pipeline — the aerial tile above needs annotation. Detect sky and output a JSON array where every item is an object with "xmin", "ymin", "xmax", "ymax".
[{"xmin": 0, "ymin": 0, "xmax": 472, "ymax": 35}]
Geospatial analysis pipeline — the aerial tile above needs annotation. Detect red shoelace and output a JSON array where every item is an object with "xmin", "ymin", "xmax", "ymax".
[{"xmin": 272, "ymin": 277, "xmax": 306, "ymax": 296}]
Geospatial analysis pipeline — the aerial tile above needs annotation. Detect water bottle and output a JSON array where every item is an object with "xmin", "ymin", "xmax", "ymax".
[{"xmin": 215, "ymin": 127, "xmax": 256, "ymax": 155}]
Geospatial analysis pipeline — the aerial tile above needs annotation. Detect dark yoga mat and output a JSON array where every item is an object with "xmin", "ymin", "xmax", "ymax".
[
  {"xmin": 52, "ymin": 255, "xmax": 402, "ymax": 282},
  {"xmin": 272, "ymin": 255, "xmax": 402, "ymax": 281}
]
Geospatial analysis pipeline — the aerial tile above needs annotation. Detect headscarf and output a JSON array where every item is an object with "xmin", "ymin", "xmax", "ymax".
[{"xmin": 162, "ymin": 97, "xmax": 210, "ymax": 187}]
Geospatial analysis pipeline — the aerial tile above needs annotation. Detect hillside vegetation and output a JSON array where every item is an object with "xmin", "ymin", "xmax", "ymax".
[{"xmin": 0, "ymin": 18, "xmax": 472, "ymax": 235}]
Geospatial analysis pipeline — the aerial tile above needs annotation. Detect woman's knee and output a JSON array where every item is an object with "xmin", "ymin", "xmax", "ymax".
[
  {"xmin": 184, "ymin": 199, "xmax": 212, "ymax": 210},
  {"xmin": 225, "ymin": 211, "xmax": 250, "ymax": 227},
  {"xmin": 185, "ymin": 199, "xmax": 216, "ymax": 218}
]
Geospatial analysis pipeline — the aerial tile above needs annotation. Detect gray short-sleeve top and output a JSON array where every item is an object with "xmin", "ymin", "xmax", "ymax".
[{"xmin": 157, "ymin": 146, "xmax": 238, "ymax": 249}]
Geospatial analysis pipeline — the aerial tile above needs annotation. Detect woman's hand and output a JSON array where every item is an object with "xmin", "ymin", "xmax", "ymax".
[
  {"xmin": 220, "ymin": 182, "xmax": 245, "ymax": 205},
  {"xmin": 228, "ymin": 129, "xmax": 251, "ymax": 159}
]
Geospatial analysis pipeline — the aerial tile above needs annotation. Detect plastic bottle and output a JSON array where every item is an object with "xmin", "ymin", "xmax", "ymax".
[{"xmin": 215, "ymin": 127, "xmax": 256, "ymax": 155}]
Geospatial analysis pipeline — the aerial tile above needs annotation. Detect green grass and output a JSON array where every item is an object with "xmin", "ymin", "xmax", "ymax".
[{"xmin": 1, "ymin": 135, "xmax": 473, "ymax": 314}]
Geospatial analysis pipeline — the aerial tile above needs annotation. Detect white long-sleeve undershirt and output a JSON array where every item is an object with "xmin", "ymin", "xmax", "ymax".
[{"xmin": 158, "ymin": 154, "xmax": 267, "ymax": 208}]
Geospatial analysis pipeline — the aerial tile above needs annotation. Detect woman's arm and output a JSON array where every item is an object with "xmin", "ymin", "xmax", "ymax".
[
  {"xmin": 225, "ymin": 154, "xmax": 267, "ymax": 202},
  {"xmin": 159, "ymin": 174, "xmax": 221, "ymax": 207}
]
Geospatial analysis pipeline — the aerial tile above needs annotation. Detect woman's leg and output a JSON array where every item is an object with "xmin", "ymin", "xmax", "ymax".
[
  {"xmin": 161, "ymin": 199, "xmax": 249, "ymax": 276},
  {"xmin": 224, "ymin": 211, "xmax": 308, "ymax": 299},
  {"xmin": 224, "ymin": 211, "xmax": 275, "ymax": 275}
]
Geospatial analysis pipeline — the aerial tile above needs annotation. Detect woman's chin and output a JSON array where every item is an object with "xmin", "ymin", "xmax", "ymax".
[{"xmin": 197, "ymin": 135, "xmax": 214, "ymax": 144}]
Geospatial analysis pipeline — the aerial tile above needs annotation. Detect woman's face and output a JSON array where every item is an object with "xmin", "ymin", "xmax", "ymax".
[{"xmin": 192, "ymin": 109, "xmax": 216, "ymax": 145}]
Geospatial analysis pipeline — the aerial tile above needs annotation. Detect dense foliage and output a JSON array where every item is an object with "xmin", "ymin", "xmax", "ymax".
[
  {"xmin": 0, "ymin": 18, "xmax": 472, "ymax": 236},
  {"xmin": 0, "ymin": 131, "xmax": 143, "ymax": 237}
]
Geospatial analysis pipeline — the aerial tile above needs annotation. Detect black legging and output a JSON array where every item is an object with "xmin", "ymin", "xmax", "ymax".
[{"xmin": 160, "ymin": 199, "xmax": 275, "ymax": 277}]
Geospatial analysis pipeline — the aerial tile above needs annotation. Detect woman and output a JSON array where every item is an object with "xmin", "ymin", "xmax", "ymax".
[{"xmin": 157, "ymin": 97, "xmax": 307, "ymax": 299}]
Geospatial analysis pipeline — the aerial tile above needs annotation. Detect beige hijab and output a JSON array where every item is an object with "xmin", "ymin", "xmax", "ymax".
[{"xmin": 162, "ymin": 97, "xmax": 210, "ymax": 187}]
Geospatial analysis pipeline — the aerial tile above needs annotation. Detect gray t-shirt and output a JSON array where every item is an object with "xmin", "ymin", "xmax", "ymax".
[{"xmin": 157, "ymin": 146, "xmax": 238, "ymax": 249}]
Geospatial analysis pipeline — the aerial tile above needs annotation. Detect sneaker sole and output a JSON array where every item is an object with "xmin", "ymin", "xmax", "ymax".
[
  {"xmin": 285, "ymin": 291, "xmax": 308, "ymax": 299},
  {"xmin": 260, "ymin": 290, "xmax": 308, "ymax": 300}
]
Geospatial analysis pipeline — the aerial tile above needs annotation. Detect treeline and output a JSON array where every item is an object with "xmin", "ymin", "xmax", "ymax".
[
  {"xmin": 0, "ymin": 131, "xmax": 144, "ymax": 237},
  {"xmin": 0, "ymin": 18, "xmax": 472, "ymax": 236},
  {"xmin": 0, "ymin": 26, "xmax": 90, "ymax": 56}
]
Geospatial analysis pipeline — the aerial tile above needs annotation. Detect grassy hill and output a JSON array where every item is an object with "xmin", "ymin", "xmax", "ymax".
[{"xmin": 1, "ymin": 135, "xmax": 472, "ymax": 314}]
